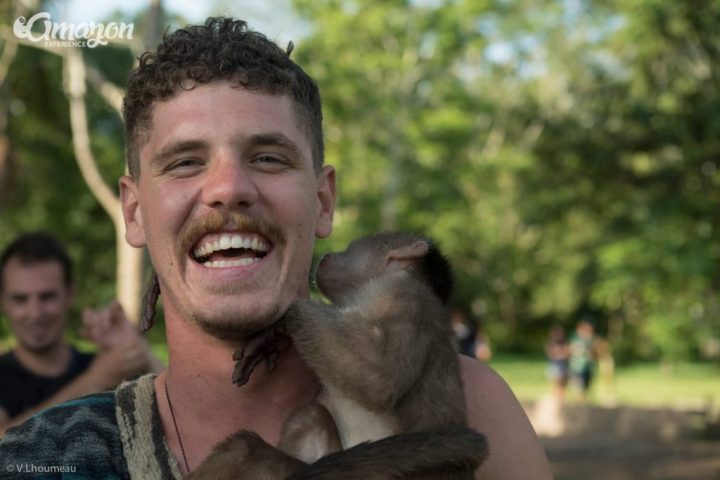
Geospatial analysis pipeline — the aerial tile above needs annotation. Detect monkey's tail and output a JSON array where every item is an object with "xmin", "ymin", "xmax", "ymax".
[{"xmin": 287, "ymin": 426, "xmax": 488, "ymax": 480}]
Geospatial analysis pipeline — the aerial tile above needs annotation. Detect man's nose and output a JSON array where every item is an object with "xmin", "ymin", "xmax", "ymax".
[
  {"xmin": 201, "ymin": 154, "xmax": 259, "ymax": 209},
  {"xmin": 25, "ymin": 297, "xmax": 43, "ymax": 321}
]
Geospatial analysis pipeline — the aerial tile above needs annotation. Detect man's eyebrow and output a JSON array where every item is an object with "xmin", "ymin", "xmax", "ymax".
[
  {"xmin": 248, "ymin": 133, "xmax": 304, "ymax": 158},
  {"xmin": 152, "ymin": 140, "xmax": 208, "ymax": 167}
]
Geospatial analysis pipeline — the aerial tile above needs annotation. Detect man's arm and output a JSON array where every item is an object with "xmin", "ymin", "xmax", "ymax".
[
  {"xmin": 460, "ymin": 355, "xmax": 554, "ymax": 480},
  {"xmin": 0, "ymin": 343, "xmax": 147, "ymax": 436}
]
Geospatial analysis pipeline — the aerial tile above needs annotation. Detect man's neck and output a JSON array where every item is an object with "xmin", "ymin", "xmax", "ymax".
[
  {"xmin": 156, "ymin": 316, "xmax": 317, "ymax": 473},
  {"xmin": 14, "ymin": 342, "xmax": 72, "ymax": 377}
]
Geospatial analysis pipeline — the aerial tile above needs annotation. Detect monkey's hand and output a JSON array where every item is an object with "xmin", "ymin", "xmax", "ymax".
[{"xmin": 232, "ymin": 323, "xmax": 291, "ymax": 386}]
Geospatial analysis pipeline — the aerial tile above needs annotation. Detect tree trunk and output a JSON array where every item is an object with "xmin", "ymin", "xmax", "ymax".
[{"xmin": 64, "ymin": 48, "xmax": 143, "ymax": 325}]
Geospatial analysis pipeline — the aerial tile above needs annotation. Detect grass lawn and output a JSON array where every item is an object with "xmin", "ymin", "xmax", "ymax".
[
  {"xmin": 4, "ymin": 335, "xmax": 718, "ymax": 411},
  {"xmin": 488, "ymin": 354, "xmax": 720, "ymax": 410}
]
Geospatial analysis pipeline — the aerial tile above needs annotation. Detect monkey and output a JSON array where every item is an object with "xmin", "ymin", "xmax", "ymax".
[
  {"xmin": 282, "ymin": 233, "xmax": 478, "ymax": 470},
  {"xmin": 188, "ymin": 232, "xmax": 488, "ymax": 479},
  {"xmin": 188, "ymin": 425, "xmax": 486, "ymax": 480}
]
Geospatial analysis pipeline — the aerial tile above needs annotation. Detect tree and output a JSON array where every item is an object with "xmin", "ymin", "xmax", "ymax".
[
  {"xmin": 291, "ymin": 0, "xmax": 720, "ymax": 360},
  {"xmin": 0, "ymin": 1, "xmax": 170, "ymax": 326}
]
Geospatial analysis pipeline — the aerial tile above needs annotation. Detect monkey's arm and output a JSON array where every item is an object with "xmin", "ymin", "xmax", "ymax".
[
  {"xmin": 185, "ymin": 430, "xmax": 305, "ymax": 480},
  {"xmin": 189, "ymin": 426, "xmax": 486, "ymax": 480},
  {"xmin": 284, "ymin": 287, "xmax": 440, "ymax": 409},
  {"xmin": 279, "ymin": 402, "xmax": 342, "ymax": 463},
  {"xmin": 289, "ymin": 426, "xmax": 488, "ymax": 480}
]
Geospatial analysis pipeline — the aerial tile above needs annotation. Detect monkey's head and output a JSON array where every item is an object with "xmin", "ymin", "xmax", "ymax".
[{"xmin": 315, "ymin": 232, "xmax": 453, "ymax": 305}]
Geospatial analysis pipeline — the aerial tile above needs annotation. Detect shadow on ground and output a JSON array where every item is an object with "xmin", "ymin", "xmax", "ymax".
[{"xmin": 525, "ymin": 397, "xmax": 720, "ymax": 480}]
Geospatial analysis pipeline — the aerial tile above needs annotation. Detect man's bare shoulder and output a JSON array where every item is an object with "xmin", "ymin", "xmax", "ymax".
[{"xmin": 460, "ymin": 356, "xmax": 554, "ymax": 480}]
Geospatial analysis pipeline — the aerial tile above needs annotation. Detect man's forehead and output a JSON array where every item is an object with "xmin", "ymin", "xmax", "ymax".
[
  {"xmin": 4, "ymin": 258, "xmax": 64, "ymax": 277},
  {"xmin": 149, "ymin": 83, "xmax": 300, "ymax": 135},
  {"xmin": 139, "ymin": 82, "xmax": 310, "ymax": 158},
  {"xmin": 2, "ymin": 258, "xmax": 65, "ymax": 290}
]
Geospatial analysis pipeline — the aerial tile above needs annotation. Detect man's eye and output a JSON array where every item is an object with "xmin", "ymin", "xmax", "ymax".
[
  {"xmin": 254, "ymin": 155, "xmax": 284, "ymax": 164},
  {"xmin": 252, "ymin": 155, "xmax": 291, "ymax": 171},
  {"xmin": 9, "ymin": 295, "xmax": 28, "ymax": 305},
  {"xmin": 166, "ymin": 158, "xmax": 202, "ymax": 172},
  {"xmin": 39, "ymin": 292, "xmax": 58, "ymax": 302}
]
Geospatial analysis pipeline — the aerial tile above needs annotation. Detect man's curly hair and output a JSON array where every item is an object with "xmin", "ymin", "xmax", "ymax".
[{"xmin": 122, "ymin": 17, "xmax": 323, "ymax": 178}]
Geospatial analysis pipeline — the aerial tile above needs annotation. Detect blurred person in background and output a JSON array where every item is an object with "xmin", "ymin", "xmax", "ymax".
[
  {"xmin": 0, "ymin": 231, "xmax": 161, "ymax": 435},
  {"xmin": 451, "ymin": 308, "xmax": 492, "ymax": 362},
  {"xmin": 451, "ymin": 308, "xmax": 476, "ymax": 357},
  {"xmin": 545, "ymin": 324, "xmax": 570, "ymax": 401},
  {"xmin": 569, "ymin": 318, "xmax": 599, "ymax": 400}
]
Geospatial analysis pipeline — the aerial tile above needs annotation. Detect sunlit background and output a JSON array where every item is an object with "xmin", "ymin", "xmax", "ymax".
[{"xmin": 1, "ymin": 1, "xmax": 719, "ymax": 478}]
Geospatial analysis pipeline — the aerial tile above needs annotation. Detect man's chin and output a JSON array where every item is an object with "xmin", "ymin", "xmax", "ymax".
[
  {"xmin": 191, "ymin": 308, "xmax": 282, "ymax": 343},
  {"xmin": 20, "ymin": 339, "xmax": 59, "ymax": 355}
]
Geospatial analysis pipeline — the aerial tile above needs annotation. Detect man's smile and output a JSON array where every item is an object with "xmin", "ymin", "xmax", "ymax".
[
  {"xmin": 192, "ymin": 232, "xmax": 271, "ymax": 269},
  {"xmin": 175, "ymin": 209, "xmax": 285, "ymax": 275}
]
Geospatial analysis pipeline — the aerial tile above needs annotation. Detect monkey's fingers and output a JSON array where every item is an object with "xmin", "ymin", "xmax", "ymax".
[
  {"xmin": 232, "ymin": 322, "xmax": 291, "ymax": 384},
  {"xmin": 234, "ymin": 324, "xmax": 276, "ymax": 361},
  {"xmin": 232, "ymin": 329, "xmax": 274, "ymax": 385},
  {"xmin": 232, "ymin": 352, "xmax": 264, "ymax": 386},
  {"xmin": 266, "ymin": 351, "xmax": 279, "ymax": 372},
  {"xmin": 265, "ymin": 331, "xmax": 292, "ymax": 372},
  {"xmin": 231, "ymin": 348, "xmax": 245, "ymax": 362}
]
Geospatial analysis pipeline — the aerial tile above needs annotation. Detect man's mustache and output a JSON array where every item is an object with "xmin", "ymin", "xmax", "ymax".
[{"xmin": 178, "ymin": 211, "xmax": 284, "ymax": 259}]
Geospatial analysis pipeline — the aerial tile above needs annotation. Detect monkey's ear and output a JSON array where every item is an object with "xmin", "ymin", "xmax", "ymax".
[{"xmin": 386, "ymin": 240, "xmax": 429, "ymax": 265}]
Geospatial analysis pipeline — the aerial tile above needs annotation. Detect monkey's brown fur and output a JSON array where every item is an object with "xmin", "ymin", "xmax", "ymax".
[
  {"xmin": 188, "ymin": 425, "xmax": 486, "ymax": 480},
  {"xmin": 189, "ymin": 232, "xmax": 487, "ymax": 479},
  {"xmin": 285, "ymin": 232, "xmax": 464, "ymax": 438}
]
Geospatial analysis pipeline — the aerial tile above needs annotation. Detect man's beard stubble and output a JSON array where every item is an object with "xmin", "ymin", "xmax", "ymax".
[
  {"xmin": 191, "ymin": 301, "xmax": 284, "ymax": 342},
  {"xmin": 20, "ymin": 335, "xmax": 62, "ymax": 355}
]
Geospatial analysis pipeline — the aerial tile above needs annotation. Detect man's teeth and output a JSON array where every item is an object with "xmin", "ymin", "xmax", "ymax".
[
  {"xmin": 205, "ymin": 257, "xmax": 262, "ymax": 269},
  {"xmin": 193, "ymin": 233, "xmax": 269, "ymax": 259}
]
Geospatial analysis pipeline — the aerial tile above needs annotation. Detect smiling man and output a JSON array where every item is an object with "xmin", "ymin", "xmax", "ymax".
[
  {"xmin": 0, "ymin": 18, "xmax": 552, "ymax": 479},
  {"xmin": 0, "ymin": 232, "xmax": 156, "ymax": 436}
]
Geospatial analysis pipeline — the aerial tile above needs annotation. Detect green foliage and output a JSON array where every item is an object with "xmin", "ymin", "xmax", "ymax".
[
  {"xmin": 1, "ymin": 1, "xmax": 718, "ymax": 362},
  {"xmin": 0, "ymin": 47, "xmax": 118, "ymax": 327},
  {"xmin": 292, "ymin": 0, "xmax": 720, "ymax": 360},
  {"xmin": 0, "ymin": 8, "xmax": 141, "ymax": 333}
]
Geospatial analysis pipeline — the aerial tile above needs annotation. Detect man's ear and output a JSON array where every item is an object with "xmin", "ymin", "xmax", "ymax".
[
  {"xmin": 315, "ymin": 165, "xmax": 336, "ymax": 239},
  {"xmin": 119, "ymin": 175, "xmax": 147, "ymax": 248}
]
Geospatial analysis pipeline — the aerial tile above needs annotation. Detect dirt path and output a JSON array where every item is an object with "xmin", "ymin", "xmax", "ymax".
[
  {"xmin": 543, "ymin": 435, "xmax": 720, "ymax": 480},
  {"xmin": 524, "ymin": 397, "xmax": 720, "ymax": 479}
]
